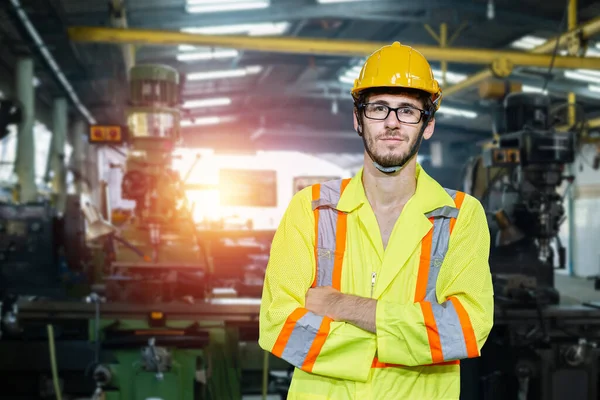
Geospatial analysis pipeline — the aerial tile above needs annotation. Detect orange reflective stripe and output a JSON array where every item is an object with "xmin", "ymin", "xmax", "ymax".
[
  {"xmin": 449, "ymin": 297, "xmax": 479, "ymax": 358},
  {"xmin": 332, "ymin": 179, "xmax": 351, "ymax": 290},
  {"xmin": 311, "ymin": 184, "xmax": 321, "ymax": 288},
  {"xmin": 371, "ymin": 356, "xmax": 459, "ymax": 368},
  {"xmin": 333, "ymin": 212, "xmax": 347, "ymax": 290},
  {"xmin": 272, "ymin": 308, "xmax": 309, "ymax": 357},
  {"xmin": 414, "ymin": 218, "xmax": 434, "ymax": 302},
  {"xmin": 449, "ymin": 191, "xmax": 465, "ymax": 234},
  {"xmin": 420, "ymin": 301, "xmax": 444, "ymax": 364},
  {"xmin": 340, "ymin": 178, "xmax": 351, "ymax": 193},
  {"xmin": 301, "ymin": 316, "xmax": 333, "ymax": 372}
]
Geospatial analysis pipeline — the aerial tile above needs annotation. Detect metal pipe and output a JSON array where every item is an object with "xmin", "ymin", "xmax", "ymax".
[
  {"xmin": 15, "ymin": 57, "xmax": 37, "ymax": 203},
  {"xmin": 444, "ymin": 70, "xmax": 494, "ymax": 97},
  {"xmin": 442, "ymin": 15, "xmax": 600, "ymax": 97},
  {"xmin": 67, "ymin": 26, "xmax": 600, "ymax": 70}
]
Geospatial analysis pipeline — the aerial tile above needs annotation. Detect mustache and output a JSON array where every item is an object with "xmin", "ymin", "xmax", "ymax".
[{"xmin": 377, "ymin": 129, "xmax": 408, "ymax": 140}]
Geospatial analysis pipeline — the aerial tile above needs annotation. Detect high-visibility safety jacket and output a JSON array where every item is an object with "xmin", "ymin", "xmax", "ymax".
[{"xmin": 259, "ymin": 164, "xmax": 494, "ymax": 400}]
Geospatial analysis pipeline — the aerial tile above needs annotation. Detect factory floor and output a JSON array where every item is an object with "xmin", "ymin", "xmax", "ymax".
[{"xmin": 556, "ymin": 270, "xmax": 600, "ymax": 305}]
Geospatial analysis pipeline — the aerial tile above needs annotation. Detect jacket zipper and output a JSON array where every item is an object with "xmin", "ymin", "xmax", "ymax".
[{"xmin": 371, "ymin": 272, "xmax": 377, "ymax": 298}]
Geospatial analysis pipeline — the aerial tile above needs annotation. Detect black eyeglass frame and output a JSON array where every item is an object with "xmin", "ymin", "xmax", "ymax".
[{"xmin": 357, "ymin": 102, "xmax": 431, "ymax": 124}]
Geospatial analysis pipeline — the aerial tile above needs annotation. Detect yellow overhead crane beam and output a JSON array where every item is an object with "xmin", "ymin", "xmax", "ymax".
[
  {"xmin": 444, "ymin": 14, "xmax": 600, "ymax": 97},
  {"xmin": 67, "ymin": 26, "xmax": 600, "ymax": 70}
]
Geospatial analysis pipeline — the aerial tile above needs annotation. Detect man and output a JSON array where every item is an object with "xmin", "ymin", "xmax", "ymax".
[{"xmin": 258, "ymin": 42, "xmax": 494, "ymax": 400}]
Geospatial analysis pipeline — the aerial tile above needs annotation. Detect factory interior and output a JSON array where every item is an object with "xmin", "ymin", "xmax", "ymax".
[{"xmin": 3, "ymin": 0, "xmax": 600, "ymax": 399}]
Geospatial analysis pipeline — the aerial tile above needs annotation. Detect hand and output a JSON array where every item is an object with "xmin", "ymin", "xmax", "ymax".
[{"xmin": 305, "ymin": 286, "xmax": 341, "ymax": 319}]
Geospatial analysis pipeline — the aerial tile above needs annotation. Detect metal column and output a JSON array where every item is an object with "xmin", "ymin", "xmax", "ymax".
[
  {"xmin": 567, "ymin": 0, "xmax": 577, "ymax": 276},
  {"xmin": 48, "ymin": 97, "xmax": 68, "ymax": 214},
  {"xmin": 72, "ymin": 119, "xmax": 87, "ymax": 195},
  {"xmin": 15, "ymin": 57, "xmax": 37, "ymax": 203}
]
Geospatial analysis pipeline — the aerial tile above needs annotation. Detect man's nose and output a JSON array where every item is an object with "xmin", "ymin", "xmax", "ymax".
[{"xmin": 384, "ymin": 109, "xmax": 402, "ymax": 128}]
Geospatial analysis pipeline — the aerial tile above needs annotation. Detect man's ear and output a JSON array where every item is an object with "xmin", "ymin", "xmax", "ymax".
[
  {"xmin": 423, "ymin": 117, "xmax": 435, "ymax": 140},
  {"xmin": 353, "ymin": 109, "xmax": 363, "ymax": 136}
]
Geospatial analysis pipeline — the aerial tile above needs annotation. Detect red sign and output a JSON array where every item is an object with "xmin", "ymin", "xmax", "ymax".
[{"xmin": 89, "ymin": 125, "xmax": 124, "ymax": 143}]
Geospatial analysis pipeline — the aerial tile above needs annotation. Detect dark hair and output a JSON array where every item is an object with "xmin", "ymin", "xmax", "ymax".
[{"xmin": 353, "ymin": 87, "xmax": 436, "ymax": 124}]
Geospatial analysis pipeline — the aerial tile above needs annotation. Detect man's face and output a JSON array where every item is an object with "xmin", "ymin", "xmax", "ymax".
[{"xmin": 353, "ymin": 92, "xmax": 435, "ymax": 170}]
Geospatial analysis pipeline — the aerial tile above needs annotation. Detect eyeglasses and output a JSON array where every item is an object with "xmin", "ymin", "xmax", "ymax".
[{"xmin": 359, "ymin": 103, "xmax": 430, "ymax": 124}]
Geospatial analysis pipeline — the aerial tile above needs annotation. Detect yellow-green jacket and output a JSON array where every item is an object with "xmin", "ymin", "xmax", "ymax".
[{"xmin": 259, "ymin": 164, "xmax": 494, "ymax": 399}]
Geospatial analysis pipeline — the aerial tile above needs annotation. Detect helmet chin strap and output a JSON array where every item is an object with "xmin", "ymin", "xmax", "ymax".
[{"xmin": 372, "ymin": 162, "xmax": 403, "ymax": 174}]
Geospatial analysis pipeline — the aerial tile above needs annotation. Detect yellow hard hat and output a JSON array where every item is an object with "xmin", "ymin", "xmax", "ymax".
[{"xmin": 351, "ymin": 41, "xmax": 442, "ymax": 110}]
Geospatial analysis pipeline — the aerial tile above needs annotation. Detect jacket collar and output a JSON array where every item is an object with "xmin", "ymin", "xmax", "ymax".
[{"xmin": 336, "ymin": 163, "xmax": 454, "ymax": 215}]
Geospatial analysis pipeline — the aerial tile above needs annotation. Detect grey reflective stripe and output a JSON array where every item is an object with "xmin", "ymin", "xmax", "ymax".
[
  {"xmin": 444, "ymin": 187, "xmax": 457, "ymax": 199},
  {"xmin": 280, "ymin": 311, "xmax": 324, "ymax": 368},
  {"xmin": 311, "ymin": 179, "xmax": 344, "ymax": 210},
  {"xmin": 425, "ymin": 190, "xmax": 470, "ymax": 361},
  {"xmin": 431, "ymin": 301, "xmax": 468, "ymax": 360},
  {"xmin": 315, "ymin": 179, "xmax": 343, "ymax": 287},
  {"xmin": 424, "ymin": 216, "xmax": 452, "ymax": 302},
  {"xmin": 311, "ymin": 198, "xmax": 331, "ymax": 210},
  {"xmin": 425, "ymin": 205, "xmax": 459, "ymax": 219}
]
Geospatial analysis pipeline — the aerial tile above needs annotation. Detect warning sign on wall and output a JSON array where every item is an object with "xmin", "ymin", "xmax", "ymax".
[{"xmin": 89, "ymin": 125, "xmax": 125, "ymax": 144}]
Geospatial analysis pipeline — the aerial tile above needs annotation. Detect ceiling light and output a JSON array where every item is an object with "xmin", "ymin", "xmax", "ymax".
[
  {"xmin": 339, "ymin": 75, "xmax": 355, "ymax": 84},
  {"xmin": 182, "ymin": 22, "xmax": 289, "ymax": 36},
  {"xmin": 522, "ymin": 85, "xmax": 548, "ymax": 95},
  {"xmin": 437, "ymin": 107, "xmax": 477, "ymax": 119},
  {"xmin": 564, "ymin": 70, "xmax": 600, "ymax": 84},
  {"xmin": 179, "ymin": 45, "xmax": 197, "ymax": 52},
  {"xmin": 188, "ymin": 66, "xmax": 262, "ymax": 81},
  {"xmin": 186, "ymin": 0, "xmax": 269, "ymax": 14},
  {"xmin": 432, "ymin": 69, "xmax": 467, "ymax": 84},
  {"xmin": 177, "ymin": 49, "xmax": 239, "ymax": 61},
  {"xmin": 182, "ymin": 117, "xmax": 221, "ymax": 126},
  {"xmin": 588, "ymin": 84, "xmax": 600, "ymax": 93},
  {"xmin": 183, "ymin": 97, "xmax": 232, "ymax": 108},
  {"xmin": 317, "ymin": 0, "xmax": 367, "ymax": 3},
  {"xmin": 181, "ymin": 116, "xmax": 237, "ymax": 126},
  {"xmin": 574, "ymin": 69, "xmax": 600, "ymax": 77},
  {"xmin": 586, "ymin": 47, "xmax": 600, "ymax": 57},
  {"xmin": 510, "ymin": 35, "xmax": 546, "ymax": 50}
]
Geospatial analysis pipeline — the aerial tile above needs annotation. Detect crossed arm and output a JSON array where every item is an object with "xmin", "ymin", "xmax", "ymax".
[{"xmin": 305, "ymin": 286, "xmax": 377, "ymax": 333}]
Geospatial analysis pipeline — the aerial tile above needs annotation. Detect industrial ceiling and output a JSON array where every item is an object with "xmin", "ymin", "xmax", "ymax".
[{"xmin": 1, "ymin": 0, "xmax": 600, "ymax": 156}]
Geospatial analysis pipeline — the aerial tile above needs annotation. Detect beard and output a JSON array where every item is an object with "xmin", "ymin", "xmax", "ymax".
[{"xmin": 362, "ymin": 126, "xmax": 425, "ymax": 170}]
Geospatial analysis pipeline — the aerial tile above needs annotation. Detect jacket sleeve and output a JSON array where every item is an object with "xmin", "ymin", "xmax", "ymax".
[
  {"xmin": 375, "ymin": 195, "xmax": 494, "ymax": 367},
  {"xmin": 258, "ymin": 188, "xmax": 377, "ymax": 382}
]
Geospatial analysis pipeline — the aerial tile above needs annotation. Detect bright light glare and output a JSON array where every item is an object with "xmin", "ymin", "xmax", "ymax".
[
  {"xmin": 510, "ymin": 35, "xmax": 546, "ymax": 50},
  {"xmin": 183, "ymin": 98, "xmax": 232, "ymax": 108},
  {"xmin": 317, "ymin": 0, "xmax": 368, "ymax": 3},
  {"xmin": 522, "ymin": 85, "xmax": 548, "ymax": 95},
  {"xmin": 432, "ymin": 69, "xmax": 467, "ymax": 84},
  {"xmin": 437, "ymin": 107, "xmax": 478, "ymax": 119},
  {"xmin": 186, "ymin": 0, "xmax": 269, "ymax": 14},
  {"xmin": 187, "ymin": 66, "xmax": 262, "ymax": 81},
  {"xmin": 182, "ymin": 22, "xmax": 289, "ymax": 36},
  {"xmin": 564, "ymin": 71, "xmax": 600, "ymax": 84},
  {"xmin": 181, "ymin": 117, "xmax": 222, "ymax": 126},
  {"xmin": 177, "ymin": 49, "xmax": 239, "ymax": 61},
  {"xmin": 588, "ymin": 85, "xmax": 600, "ymax": 93}
]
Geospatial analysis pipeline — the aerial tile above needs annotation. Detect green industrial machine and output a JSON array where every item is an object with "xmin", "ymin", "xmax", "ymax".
[
  {"xmin": 100, "ymin": 64, "xmax": 208, "ymax": 304},
  {"xmin": 82, "ymin": 64, "xmax": 233, "ymax": 400}
]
